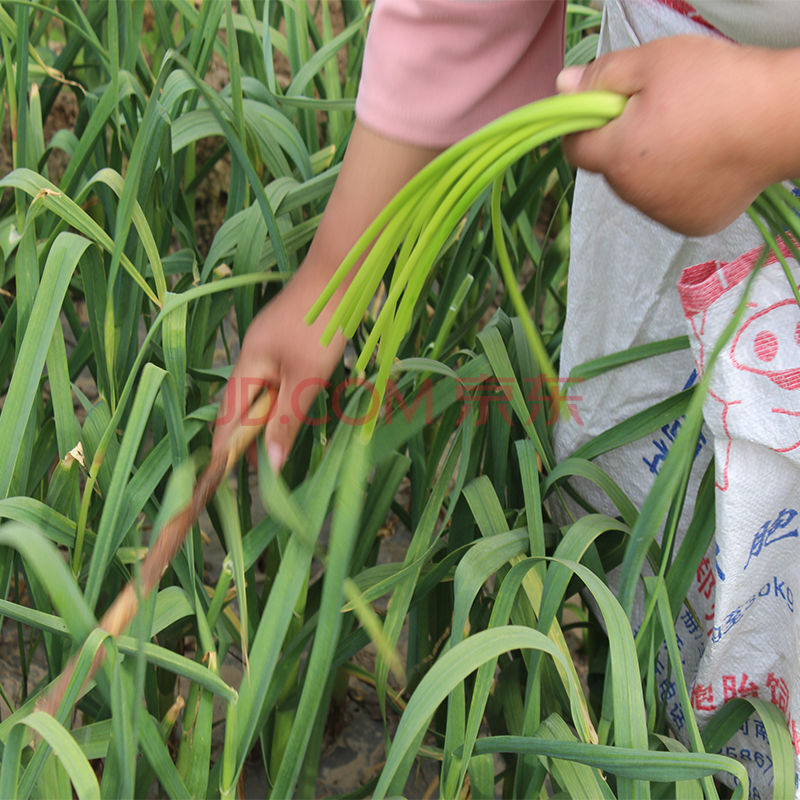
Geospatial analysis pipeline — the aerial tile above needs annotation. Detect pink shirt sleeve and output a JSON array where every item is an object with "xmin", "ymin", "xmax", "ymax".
[{"xmin": 355, "ymin": 0, "xmax": 566, "ymax": 148}]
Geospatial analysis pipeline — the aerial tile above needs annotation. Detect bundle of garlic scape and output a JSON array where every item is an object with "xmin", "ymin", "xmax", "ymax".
[{"xmin": 305, "ymin": 91, "xmax": 627, "ymax": 434}]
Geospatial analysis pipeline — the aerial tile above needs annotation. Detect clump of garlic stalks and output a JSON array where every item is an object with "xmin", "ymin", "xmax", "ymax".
[{"xmin": 306, "ymin": 91, "xmax": 627, "ymax": 433}]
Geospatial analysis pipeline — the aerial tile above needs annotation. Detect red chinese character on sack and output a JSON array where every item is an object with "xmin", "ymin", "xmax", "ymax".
[
  {"xmin": 722, "ymin": 673, "xmax": 759, "ymax": 702},
  {"xmin": 704, "ymin": 603, "xmax": 716, "ymax": 638},
  {"xmin": 691, "ymin": 682, "xmax": 716, "ymax": 711},
  {"xmin": 766, "ymin": 672, "xmax": 790, "ymax": 713},
  {"xmin": 696, "ymin": 557, "xmax": 716, "ymax": 599}
]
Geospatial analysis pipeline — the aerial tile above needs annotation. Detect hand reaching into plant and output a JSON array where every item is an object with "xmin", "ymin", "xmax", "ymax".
[
  {"xmin": 558, "ymin": 35, "xmax": 800, "ymax": 236},
  {"xmin": 213, "ymin": 268, "xmax": 349, "ymax": 473},
  {"xmin": 212, "ymin": 122, "xmax": 439, "ymax": 473}
]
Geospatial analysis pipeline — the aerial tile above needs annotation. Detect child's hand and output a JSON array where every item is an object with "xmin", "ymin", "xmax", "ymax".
[{"xmin": 558, "ymin": 36, "xmax": 799, "ymax": 236}]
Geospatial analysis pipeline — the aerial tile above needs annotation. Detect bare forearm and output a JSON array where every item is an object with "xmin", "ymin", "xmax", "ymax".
[{"xmin": 296, "ymin": 120, "xmax": 441, "ymax": 301}]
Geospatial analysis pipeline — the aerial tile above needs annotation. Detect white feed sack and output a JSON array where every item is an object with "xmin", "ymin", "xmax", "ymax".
[{"xmin": 665, "ymin": 241, "xmax": 800, "ymax": 799}]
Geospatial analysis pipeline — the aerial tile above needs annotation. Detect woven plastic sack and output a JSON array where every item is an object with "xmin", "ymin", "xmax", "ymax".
[{"xmin": 666, "ymin": 240, "xmax": 800, "ymax": 798}]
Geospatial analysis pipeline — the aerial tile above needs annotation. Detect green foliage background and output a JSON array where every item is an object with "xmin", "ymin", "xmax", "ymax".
[{"xmin": 0, "ymin": 1, "xmax": 797, "ymax": 798}]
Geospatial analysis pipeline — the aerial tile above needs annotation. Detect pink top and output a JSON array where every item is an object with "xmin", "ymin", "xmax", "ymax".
[{"xmin": 355, "ymin": 0, "xmax": 566, "ymax": 148}]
